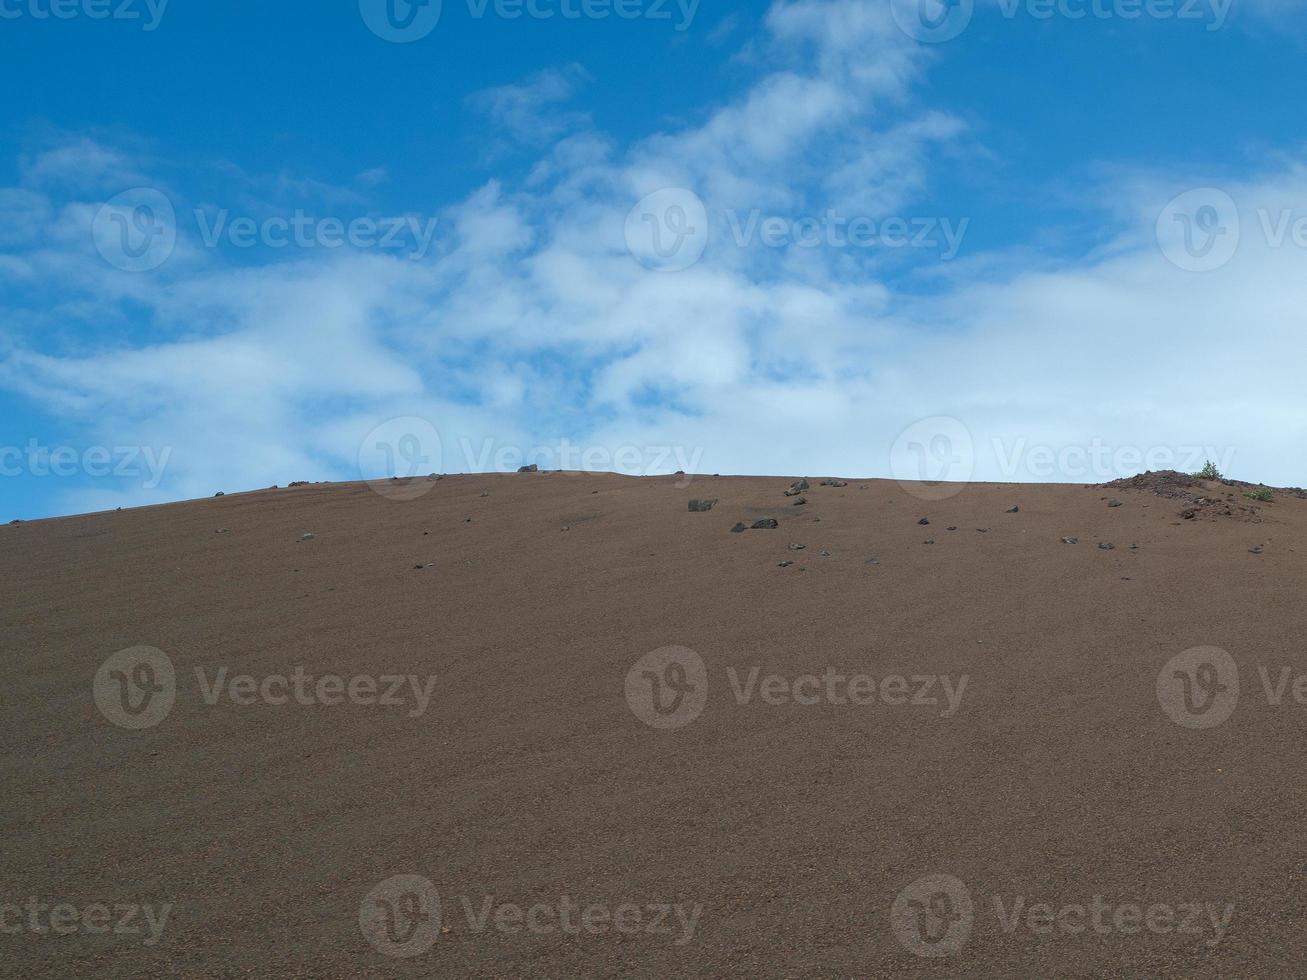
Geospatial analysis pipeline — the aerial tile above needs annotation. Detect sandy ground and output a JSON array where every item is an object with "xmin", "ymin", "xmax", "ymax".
[{"xmin": 3, "ymin": 471, "xmax": 1306, "ymax": 977}]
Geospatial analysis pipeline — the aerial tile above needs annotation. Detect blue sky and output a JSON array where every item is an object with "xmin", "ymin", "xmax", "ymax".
[{"xmin": 3, "ymin": 0, "xmax": 1307, "ymax": 519}]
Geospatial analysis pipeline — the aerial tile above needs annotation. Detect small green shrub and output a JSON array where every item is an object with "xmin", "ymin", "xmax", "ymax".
[
  {"xmin": 1244, "ymin": 487, "xmax": 1274, "ymax": 502},
  {"xmin": 1195, "ymin": 460, "xmax": 1223, "ymax": 480}
]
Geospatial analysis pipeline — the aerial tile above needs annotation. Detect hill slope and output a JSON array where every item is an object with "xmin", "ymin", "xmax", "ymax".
[{"xmin": 3, "ymin": 472, "xmax": 1305, "ymax": 977}]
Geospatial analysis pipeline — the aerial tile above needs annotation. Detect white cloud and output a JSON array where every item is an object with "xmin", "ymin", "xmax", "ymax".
[{"xmin": 3, "ymin": 0, "xmax": 1307, "ymax": 518}]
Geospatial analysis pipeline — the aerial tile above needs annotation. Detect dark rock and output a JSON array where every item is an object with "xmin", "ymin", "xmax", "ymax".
[
  {"xmin": 976, "ymin": 527, "xmax": 990, "ymax": 533},
  {"xmin": 864, "ymin": 558, "xmax": 881, "ymax": 565},
  {"xmin": 1061, "ymin": 537, "xmax": 1079, "ymax": 545},
  {"xmin": 688, "ymin": 499, "xmax": 717, "ymax": 512},
  {"xmin": 787, "ymin": 543, "xmax": 806, "ymax": 551},
  {"xmin": 784, "ymin": 479, "xmax": 810, "ymax": 497},
  {"xmin": 299, "ymin": 532, "xmax": 316, "ymax": 541},
  {"xmin": 1108, "ymin": 499, "xmax": 1122, "ymax": 508},
  {"xmin": 923, "ymin": 539, "xmax": 935, "ymax": 545},
  {"xmin": 778, "ymin": 560, "xmax": 794, "ymax": 568},
  {"xmin": 730, "ymin": 522, "xmax": 748, "ymax": 533},
  {"xmin": 1098, "ymin": 542, "xmax": 1115, "ymax": 550},
  {"xmin": 214, "ymin": 491, "xmax": 225, "ymax": 497},
  {"xmin": 819, "ymin": 549, "xmax": 831, "ymax": 557},
  {"xmin": 751, "ymin": 519, "xmax": 779, "ymax": 529},
  {"xmin": 518, "ymin": 464, "xmax": 538, "ymax": 473},
  {"xmin": 946, "ymin": 526, "xmax": 958, "ymax": 531},
  {"xmin": 792, "ymin": 496, "xmax": 807, "ymax": 506},
  {"xmin": 917, "ymin": 517, "xmax": 930, "ymax": 525},
  {"xmin": 1250, "ymin": 545, "xmax": 1264, "ymax": 554},
  {"xmin": 1006, "ymin": 505, "xmax": 1019, "ymax": 513}
]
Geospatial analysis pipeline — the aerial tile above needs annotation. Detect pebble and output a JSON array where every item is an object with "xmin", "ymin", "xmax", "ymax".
[
  {"xmin": 976, "ymin": 528, "xmax": 990, "ymax": 533},
  {"xmin": 1006, "ymin": 505, "xmax": 1020, "ymax": 513},
  {"xmin": 787, "ymin": 543, "xmax": 806, "ymax": 551},
  {"xmin": 946, "ymin": 526, "xmax": 958, "ymax": 531},
  {"xmin": 299, "ymin": 533, "xmax": 316, "ymax": 541},
  {"xmin": 923, "ymin": 539, "xmax": 935, "ymax": 545},
  {"xmin": 864, "ymin": 558, "xmax": 881, "ymax": 565},
  {"xmin": 751, "ymin": 519, "xmax": 779, "ymax": 530},
  {"xmin": 1108, "ymin": 499, "xmax": 1123, "ymax": 508},
  {"xmin": 1098, "ymin": 542, "xmax": 1115, "ymax": 550},
  {"xmin": 819, "ymin": 549, "xmax": 831, "ymax": 557},
  {"xmin": 1061, "ymin": 537, "xmax": 1079, "ymax": 545},
  {"xmin": 730, "ymin": 522, "xmax": 748, "ymax": 533},
  {"xmin": 215, "ymin": 528, "xmax": 230, "ymax": 534},
  {"xmin": 917, "ymin": 517, "xmax": 930, "ymax": 526},
  {"xmin": 778, "ymin": 560, "xmax": 794, "ymax": 568},
  {"xmin": 1250, "ymin": 545, "xmax": 1264, "ymax": 554}
]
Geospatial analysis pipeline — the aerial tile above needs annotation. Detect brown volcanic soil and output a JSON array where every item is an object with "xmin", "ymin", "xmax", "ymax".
[{"xmin": 3, "ymin": 472, "xmax": 1307, "ymax": 978}]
